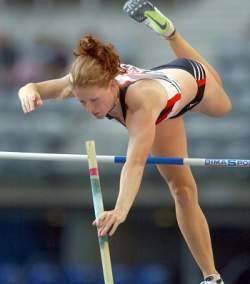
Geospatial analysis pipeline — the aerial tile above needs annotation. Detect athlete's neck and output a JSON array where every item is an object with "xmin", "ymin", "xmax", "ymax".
[{"xmin": 108, "ymin": 83, "xmax": 120, "ymax": 116}]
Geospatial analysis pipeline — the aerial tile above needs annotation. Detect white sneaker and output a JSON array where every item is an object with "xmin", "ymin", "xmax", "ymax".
[{"xmin": 201, "ymin": 274, "xmax": 224, "ymax": 284}]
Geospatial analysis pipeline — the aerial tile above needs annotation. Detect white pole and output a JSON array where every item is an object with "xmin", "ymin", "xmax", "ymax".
[
  {"xmin": 0, "ymin": 151, "xmax": 114, "ymax": 163},
  {"xmin": 85, "ymin": 141, "xmax": 114, "ymax": 284}
]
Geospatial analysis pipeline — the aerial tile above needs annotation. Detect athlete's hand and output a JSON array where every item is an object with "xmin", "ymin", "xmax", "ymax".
[
  {"xmin": 92, "ymin": 209, "xmax": 127, "ymax": 237},
  {"xmin": 18, "ymin": 84, "xmax": 43, "ymax": 113}
]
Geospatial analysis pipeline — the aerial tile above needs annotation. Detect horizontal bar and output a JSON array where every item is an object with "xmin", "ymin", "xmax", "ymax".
[
  {"xmin": 0, "ymin": 151, "xmax": 112, "ymax": 163},
  {"xmin": 0, "ymin": 151, "xmax": 250, "ymax": 167}
]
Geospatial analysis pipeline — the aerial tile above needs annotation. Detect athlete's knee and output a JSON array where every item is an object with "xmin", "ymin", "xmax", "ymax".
[
  {"xmin": 223, "ymin": 93, "xmax": 232, "ymax": 114},
  {"xmin": 217, "ymin": 90, "xmax": 232, "ymax": 117},
  {"xmin": 168, "ymin": 180, "xmax": 198, "ymax": 206},
  {"xmin": 214, "ymin": 73, "xmax": 224, "ymax": 88}
]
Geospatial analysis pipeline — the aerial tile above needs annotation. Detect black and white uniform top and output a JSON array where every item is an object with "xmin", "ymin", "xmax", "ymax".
[{"xmin": 107, "ymin": 58, "xmax": 206, "ymax": 125}]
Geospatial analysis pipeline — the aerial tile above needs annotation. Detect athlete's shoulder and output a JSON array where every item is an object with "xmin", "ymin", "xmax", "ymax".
[
  {"xmin": 127, "ymin": 78, "xmax": 161, "ymax": 94},
  {"xmin": 126, "ymin": 79, "xmax": 164, "ymax": 107},
  {"xmin": 120, "ymin": 63, "xmax": 148, "ymax": 73}
]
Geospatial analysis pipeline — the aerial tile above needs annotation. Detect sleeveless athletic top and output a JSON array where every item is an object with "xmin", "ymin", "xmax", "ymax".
[{"xmin": 106, "ymin": 58, "xmax": 206, "ymax": 125}]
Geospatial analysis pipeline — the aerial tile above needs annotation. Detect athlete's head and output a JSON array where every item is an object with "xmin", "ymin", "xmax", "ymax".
[{"xmin": 69, "ymin": 34, "xmax": 125, "ymax": 119}]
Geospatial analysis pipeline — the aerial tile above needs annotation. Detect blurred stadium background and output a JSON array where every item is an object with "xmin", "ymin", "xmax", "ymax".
[{"xmin": 0, "ymin": 0, "xmax": 250, "ymax": 283}]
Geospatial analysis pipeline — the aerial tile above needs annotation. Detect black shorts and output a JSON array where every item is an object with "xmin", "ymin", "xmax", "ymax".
[{"xmin": 151, "ymin": 58, "xmax": 206, "ymax": 118}]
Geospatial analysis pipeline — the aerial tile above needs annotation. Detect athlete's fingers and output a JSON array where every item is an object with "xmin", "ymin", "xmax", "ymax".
[
  {"xmin": 108, "ymin": 222, "xmax": 120, "ymax": 236},
  {"xmin": 24, "ymin": 96, "xmax": 33, "ymax": 113},
  {"xmin": 19, "ymin": 97, "xmax": 27, "ymax": 113},
  {"xmin": 36, "ymin": 99, "xmax": 43, "ymax": 107},
  {"xmin": 99, "ymin": 216, "xmax": 116, "ymax": 236},
  {"xmin": 29, "ymin": 95, "xmax": 35, "ymax": 111},
  {"xmin": 95, "ymin": 213, "xmax": 109, "ymax": 227},
  {"xmin": 21, "ymin": 96, "xmax": 29, "ymax": 113}
]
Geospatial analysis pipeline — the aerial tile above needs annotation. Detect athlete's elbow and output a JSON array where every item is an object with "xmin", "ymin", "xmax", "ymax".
[{"xmin": 224, "ymin": 95, "xmax": 232, "ymax": 114}]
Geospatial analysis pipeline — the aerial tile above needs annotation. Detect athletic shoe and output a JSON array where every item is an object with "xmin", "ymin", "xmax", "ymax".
[
  {"xmin": 201, "ymin": 274, "xmax": 224, "ymax": 284},
  {"xmin": 123, "ymin": 0, "xmax": 176, "ymax": 38}
]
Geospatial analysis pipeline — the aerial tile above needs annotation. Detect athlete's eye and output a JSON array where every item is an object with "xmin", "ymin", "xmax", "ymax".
[{"xmin": 80, "ymin": 100, "xmax": 86, "ymax": 105}]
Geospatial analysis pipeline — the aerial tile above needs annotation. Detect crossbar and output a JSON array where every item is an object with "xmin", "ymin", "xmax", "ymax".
[{"xmin": 0, "ymin": 151, "xmax": 250, "ymax": 167}]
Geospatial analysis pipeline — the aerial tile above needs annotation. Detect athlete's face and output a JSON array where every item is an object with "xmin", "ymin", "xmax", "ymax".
[{"xmin": 74, "ymin": 80, "xmax": 118, "ymax": 119}]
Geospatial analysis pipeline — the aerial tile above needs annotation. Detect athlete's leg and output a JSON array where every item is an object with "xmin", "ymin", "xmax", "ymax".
[
  {"xmin": 191, "ymin": 65, "xmax": 232, "ymax": 117},
  {"xmin": 151, "ymin": 117, "xmax": 222, "ymax": 280},
  {"xmin": 124, "ymin": 0, "xmax": 223, "ymax": 87},
  {"xmin": 167, "ymin": 33, "xmax": 224, "ymax": 87},
  {"xmin": 124, "ymin": 0, "xmax": 232, "ymax": 118}
]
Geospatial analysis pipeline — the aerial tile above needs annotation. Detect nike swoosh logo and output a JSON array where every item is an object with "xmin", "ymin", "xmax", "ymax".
[{"xmin": 146, "ymin": 14, "xmax": 167, "ymax": 30}]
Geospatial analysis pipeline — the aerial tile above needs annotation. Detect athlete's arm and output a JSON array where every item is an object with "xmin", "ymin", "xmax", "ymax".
[
  {"xmin": 114, "ymin": 100, "xmax": 157, "ymax": 216},
  {"xmin": 93, "ymin": 82, "xmax": 164, "ymax": 236},
  {"xmin": 18, "ymin": 74, "xmax": 73, "ymax": 113}
]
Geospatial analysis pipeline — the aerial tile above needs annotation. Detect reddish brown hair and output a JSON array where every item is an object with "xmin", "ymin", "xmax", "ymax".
[{"xmin": 70, "ymin": 34, "xmax": 125, "ymax": 89}]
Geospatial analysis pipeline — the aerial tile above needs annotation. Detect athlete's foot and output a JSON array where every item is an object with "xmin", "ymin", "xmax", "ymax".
[
  {"xmin": 201, "ymin": 274, "xmax": 224, "ymax": 284},
  {"xmin": 123, "ymin": 0, "xmax": 176, "ymax": 39}
]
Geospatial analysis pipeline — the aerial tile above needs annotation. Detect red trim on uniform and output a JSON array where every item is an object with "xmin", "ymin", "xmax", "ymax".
[
  {"xmin": 156, "ymin": 112, "xmax": 170, "ymax": 124},
  {"xmin": 197, "ymin": 78, "xmax": 206, "ymax": 87},
  {"xmin": 167, "ymin": 93, "xmax": 181, "ymax": 106},
  {"xmin": 156, "ymin": 93, "xmax": 181, "ymax": 124},
  {"xmin": 89, "ymin": 168, "xmax": 99, "ymax": 176}
]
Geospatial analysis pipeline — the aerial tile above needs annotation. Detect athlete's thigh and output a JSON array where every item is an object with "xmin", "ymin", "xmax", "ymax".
[
  {"xmin": 151, "ymin": 117, "xmax": 196, "ymax": 189},
  {"xmin": 192, "ymin": 65, "xmax": 231, "ymax": 116}
]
